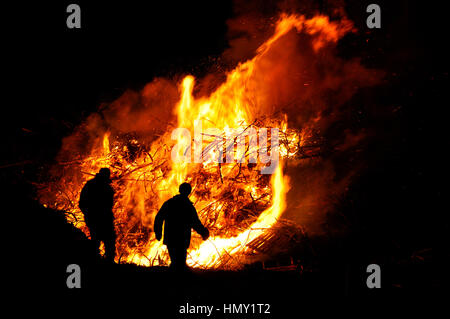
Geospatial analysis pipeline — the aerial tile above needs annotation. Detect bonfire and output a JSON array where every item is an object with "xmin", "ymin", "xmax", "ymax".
[{"xmin": 39, "ymin": 13, "xmax": 357, "ymax": 269}]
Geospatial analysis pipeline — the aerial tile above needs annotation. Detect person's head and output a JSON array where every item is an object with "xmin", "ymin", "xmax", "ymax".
[
  {"xmin": 98, "ymin": 167, "xmax": 111, "ymax": 181},
  {"xmin": 179, "ymin": 182, "xmax": 192, "ymax": 197}
]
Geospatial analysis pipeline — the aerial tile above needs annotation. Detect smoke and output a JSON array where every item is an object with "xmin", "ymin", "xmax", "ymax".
[{"xmin": 102, "ymin": 78, "xmax": 179, "ymax": 135}]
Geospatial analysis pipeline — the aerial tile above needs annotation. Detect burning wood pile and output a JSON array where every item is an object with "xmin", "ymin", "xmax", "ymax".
[
  {"xmin": 40, "ymin": 113, "xmax": 314, "ymax": 269},
  {"xmin": 38, "ymin": 13, "xmax": 364, "ymax": 269}
]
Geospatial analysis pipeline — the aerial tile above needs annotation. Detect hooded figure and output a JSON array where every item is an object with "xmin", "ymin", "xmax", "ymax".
[
  {"xmin": 154, "ymin": 183, "xmax": 209, "ymax": 270},
  {"xmin": 79, "ymin": 167, "xmax": 116, "ymax": 261}
]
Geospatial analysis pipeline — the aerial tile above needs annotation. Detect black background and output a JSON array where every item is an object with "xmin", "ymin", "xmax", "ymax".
[{"xmin": 2, "ymin": 0, "xmax": 449, "ymax": 312}]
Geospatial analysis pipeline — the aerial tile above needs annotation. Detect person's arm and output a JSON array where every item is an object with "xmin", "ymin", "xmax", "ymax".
[
  {"xmin": 191, "ymin": 206, "xmax": 209, "ymax": 240},
  {"xmin": 154, "ymin": 202, "xmax": 167, "ymax": 241}
]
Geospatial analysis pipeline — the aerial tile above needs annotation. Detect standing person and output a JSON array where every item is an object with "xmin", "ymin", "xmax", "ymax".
[
  {"xmin": 79, "ymin": 167, "xmax": 116, "ymax": 262},
  {"xmin": 154, "ymin": 183, "xmax": 209, "ymax": 270}
]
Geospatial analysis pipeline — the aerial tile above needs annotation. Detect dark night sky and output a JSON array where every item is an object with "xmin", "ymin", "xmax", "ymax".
[
  {"xmin": 3, "ymin": 1, "xmax": 232, "ymax": 159},
  {"xmin": 2, "ymin": 0, "xmax": 447, "ymax": 152}
]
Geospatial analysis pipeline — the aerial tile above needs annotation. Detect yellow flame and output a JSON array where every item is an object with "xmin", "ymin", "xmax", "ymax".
[
  {"xmin": 103, "ymin": 132, "xmax": 110, "ymax": 155},
  {"xmin": 187, "ymin": 162, "xmax": 289, "ymax": 268}
]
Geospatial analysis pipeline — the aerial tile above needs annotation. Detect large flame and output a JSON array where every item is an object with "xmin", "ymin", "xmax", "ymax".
[{"xmin": 40, "ymin": 13, "xmax": 355, "ymax": 269}]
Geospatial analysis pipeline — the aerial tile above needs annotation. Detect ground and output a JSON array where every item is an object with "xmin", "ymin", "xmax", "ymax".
[{"xmin": 5, "ymin": 187, "xmax": 446, "ymax": 314}]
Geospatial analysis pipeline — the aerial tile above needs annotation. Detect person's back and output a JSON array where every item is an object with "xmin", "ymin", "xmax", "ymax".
[
  {"xmin": 160, "ymin": 194, "xmax": 202, "ymax": 248},
  {"xmin": 154, "ymin": 183, "xmax": 209, "ymax": 269},
  {"xmin": 80, "ymin": 178, "xmax": 113, "ymax": 226}
]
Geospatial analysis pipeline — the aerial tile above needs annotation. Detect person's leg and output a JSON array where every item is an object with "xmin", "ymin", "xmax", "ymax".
[
  {"xmin": 104, "ymin": 238, "xmax": 116, "ymax": 262},
  {"xmin": 89, "ymin": 230, "xmax": 101, "ymax": 256},
  {"xmin": 167, "ymin": 245, "xmax": 176, "ymax": 268},
  {"xmin": 179, "ymin": 248, "xmax": 187, "ymax": 268},
  {"xmin": 103, "ymin": 230, "xmax": 116, "ymax": 262},
  {"xmin": 168, "ymin": 245, "xmax": 187, "ymax": 270}
]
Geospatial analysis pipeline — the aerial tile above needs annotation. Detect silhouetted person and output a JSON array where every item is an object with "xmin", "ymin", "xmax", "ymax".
[
  {"xmin": 154, "ymin": 183, "xmax": 209, "ymax": 270},
  {"xmin": 79, "ymin": 167, "xmax": 116, "ymax": 262}
]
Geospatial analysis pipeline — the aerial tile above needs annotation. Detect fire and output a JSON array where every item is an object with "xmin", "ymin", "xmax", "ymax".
[
  {"xmin": 39, "ymin": 13, "xmax": 355, "ymax": 269},
  {"xmin": 102, "ymin": 132, "xmax": 110, "ymax": 155},
  {"xmin": 187, "ymin": 163, "xmax": 288, "ymax": 268}
]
